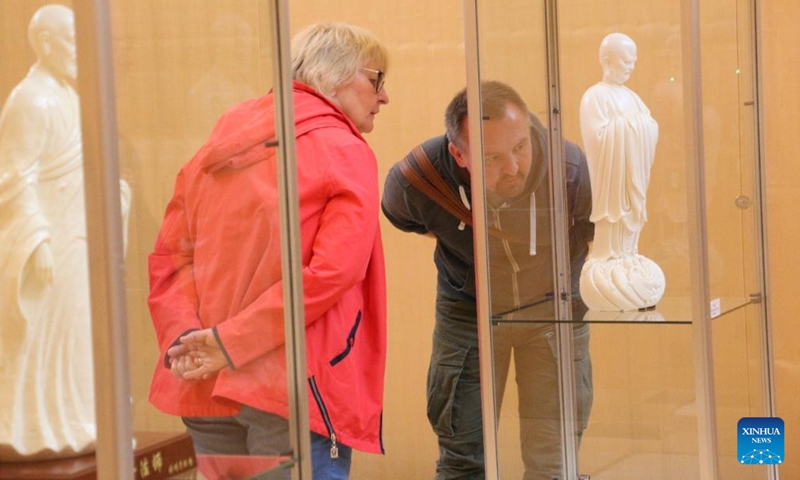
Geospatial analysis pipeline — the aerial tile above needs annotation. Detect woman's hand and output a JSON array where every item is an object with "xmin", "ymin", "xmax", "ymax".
[{"xmin": 168, "ymin": 328, "xmax": 228, "ymax": 380}]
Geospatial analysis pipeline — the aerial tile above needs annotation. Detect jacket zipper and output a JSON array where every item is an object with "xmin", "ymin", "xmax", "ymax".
[
  {"xmin": 308, "ymin": 376, "xmax": 339, "ymax": 458},
  {"xmin": 492, "ymin": 209, "xmax": 522, "ymax": 309},
  {"xmin": 329, "ymin": 311, "xmax": 362, "ymax": 366}
]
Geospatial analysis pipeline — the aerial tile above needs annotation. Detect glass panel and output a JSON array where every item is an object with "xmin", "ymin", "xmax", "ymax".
[
  {"xmin": 476, "ymin": 0, "xmax": 557, "ymax": 324},
  {"xmin": 703, "ymin": 0, "xmax": 771, "ymax": 476},
  {"xmin": 553, "ymin": 1, "xmax": 705, "ymax": 478},
  {"xmin": 111, "ymin": 0, "xmax": 294, "ymax": 477},
  {"xmin": 558, "ymin": 1, "xmax": 690, "ymax": 325},
  {"xmin": 701, "ymin": 0, "xmax": 762, "ymax": 315},
  {"xmin": 553, "ymin": 0, "xmax": 769, "ymax": 478},
  {"xmin": 474, "ymin": 0, "xmax": 764, "ymax": 327},
  {"xmin": 712, "ymin": 303, "xmax": 770, "ymax": 479},
  {"xmin": 473, "ymin": 1, "xmax": 585, "ymax": 479},
  {"xmin": 579, "ymin": 323, "xmax": 700, "ymax": 479}
]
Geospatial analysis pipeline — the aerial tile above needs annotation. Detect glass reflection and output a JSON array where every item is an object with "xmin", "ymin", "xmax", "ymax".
[
  {"xmin": 470, "ymin": 1, "xmax": 596, "ymax": 477},
  {"xmin": 382, "ymin": 69, "xmax": 595, "ymax": 476}
]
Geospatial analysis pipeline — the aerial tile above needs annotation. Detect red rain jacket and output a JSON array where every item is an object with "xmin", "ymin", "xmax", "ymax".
[{"xmin": 148, "ymin": 81, "xmax": 387, "ymax": 454}]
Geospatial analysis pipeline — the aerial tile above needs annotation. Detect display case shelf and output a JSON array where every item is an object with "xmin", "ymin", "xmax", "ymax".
[{"xmin": 491, "ymin": 295, "xmax": 758, "ymax": 324}]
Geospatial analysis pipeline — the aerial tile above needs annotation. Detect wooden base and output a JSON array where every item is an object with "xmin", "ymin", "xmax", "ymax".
[{"xmin": 0, "ymin": 432, "xmax": 195, "ymax": 480}]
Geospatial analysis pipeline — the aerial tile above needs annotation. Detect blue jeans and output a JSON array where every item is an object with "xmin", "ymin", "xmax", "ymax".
[
  {"xmin": 183, "ymin": 406, "xmax": 352, "ymax": 479},
  {"xmin": 310, "ymin": 431, "xmax": 352, "ymax": 480}
]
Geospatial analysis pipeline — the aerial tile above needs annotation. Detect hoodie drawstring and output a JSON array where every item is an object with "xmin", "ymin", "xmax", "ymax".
[
  {"xmin": 529, "ymin": 192, "xmax": 537, "ymax": 256},
  {"xmin": 458, "ymin": 185, "xmax": 470, "ymax": 231}
]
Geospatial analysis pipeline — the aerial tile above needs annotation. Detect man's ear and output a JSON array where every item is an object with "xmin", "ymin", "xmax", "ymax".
[{"xmin": 449, "ymin": 141, "xmax": 469, "ymax": 169}]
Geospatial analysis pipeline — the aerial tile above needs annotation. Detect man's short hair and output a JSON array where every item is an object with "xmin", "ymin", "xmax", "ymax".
[{"xmin": 444, "ymin": 80, "xmax": 530, "ymax": 150}]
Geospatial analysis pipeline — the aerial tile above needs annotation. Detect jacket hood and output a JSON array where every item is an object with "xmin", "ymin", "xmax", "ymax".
[{"xmin": 195, "ymin": 81, "xmax": 365, "ymax": 173}]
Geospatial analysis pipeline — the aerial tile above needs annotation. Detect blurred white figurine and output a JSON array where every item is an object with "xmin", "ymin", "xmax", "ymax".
[
  {"xmin": 578, "ymin": 33, "xmax": 665, "ymax": 311},
  {"xmin": 0, "ymin": 4, "xmax": 131, "ymax": 461}
]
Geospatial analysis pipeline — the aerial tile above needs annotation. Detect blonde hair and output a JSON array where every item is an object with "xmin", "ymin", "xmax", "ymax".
[{"xmin": 291, "ymin": 23, "xmax": 388, "ymax": 97}]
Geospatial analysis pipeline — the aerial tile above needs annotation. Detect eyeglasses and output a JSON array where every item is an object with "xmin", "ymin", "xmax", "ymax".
[{"xmin": 361, "ymin": 67, "xmax": 385, "ymax": 93}]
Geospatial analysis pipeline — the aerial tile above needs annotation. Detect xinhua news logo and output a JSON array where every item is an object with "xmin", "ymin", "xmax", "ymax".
[{"xmin": 738, "ymin": 417, "xmax": 784, "ymax": 465}]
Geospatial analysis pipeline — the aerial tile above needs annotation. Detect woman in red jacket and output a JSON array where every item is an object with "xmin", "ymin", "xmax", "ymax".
[{"xmin": 147, "ymin": 22, "xmax": 390, "ymax": 479}]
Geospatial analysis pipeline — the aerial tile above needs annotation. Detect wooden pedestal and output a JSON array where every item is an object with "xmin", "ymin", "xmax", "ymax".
[{"xmin": 0, "ymin": 432, "xmax": 195, "ymax": 480}]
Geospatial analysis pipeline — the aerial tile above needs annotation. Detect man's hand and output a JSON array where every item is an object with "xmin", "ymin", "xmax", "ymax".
[{"xmin": 167, "ymin": 328, "xmax": 228, "ymax": 380}]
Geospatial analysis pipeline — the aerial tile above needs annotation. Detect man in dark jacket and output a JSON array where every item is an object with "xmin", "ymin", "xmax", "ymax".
[{"xmin": 382, "ymin": 80, "xmax": 593, "ymax": 480}]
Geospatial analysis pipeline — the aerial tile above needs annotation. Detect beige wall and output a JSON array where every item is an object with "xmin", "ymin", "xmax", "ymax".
[{"xmin": 0, "ymin": 0, "xmax": 796, "ymax": 478}]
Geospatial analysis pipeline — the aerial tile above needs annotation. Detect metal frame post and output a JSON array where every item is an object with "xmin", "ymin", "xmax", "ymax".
[
  {"xmin": 462, "ymin": 1, "xmax": 500, "ymax": 479},
  {"xmin": 267, "ymin": 0, "xmax": 313, "ymax": 477},
  {"xmin": 73, "ymin": 0, "xmax": 134, "ymax": 478},
  {"xmin": 681, "ymin": 0, "xmax": 719, "ymax": 478},
  {"xmin": 543, "ymin": 1, "xmax": 581, "ymax": 478}
]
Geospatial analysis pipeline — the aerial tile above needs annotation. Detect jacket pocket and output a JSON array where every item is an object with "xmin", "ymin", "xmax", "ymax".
[{"xmin": 329, "ymin": 311, "xmax": 362, "ymax": 366}]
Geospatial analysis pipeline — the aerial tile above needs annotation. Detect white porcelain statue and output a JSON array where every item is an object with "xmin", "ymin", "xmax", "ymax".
[
  {"xmin": 578, "ymin": 33, "xmax": 665, "ymax": 311},
  {"xmin": 0, "ymin": 5, "xmax": 131, "ymax": 461}
]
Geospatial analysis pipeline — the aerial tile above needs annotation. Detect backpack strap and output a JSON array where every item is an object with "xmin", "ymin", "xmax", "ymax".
[{"xmin": 399, "ymin": 144, "xmax": 510, "ymax": 240}]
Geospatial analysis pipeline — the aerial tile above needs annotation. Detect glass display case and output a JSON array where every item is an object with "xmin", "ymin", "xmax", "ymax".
[{"xmin": 464, "ymin": 0, "xmax": 775, "ymax": 479}]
